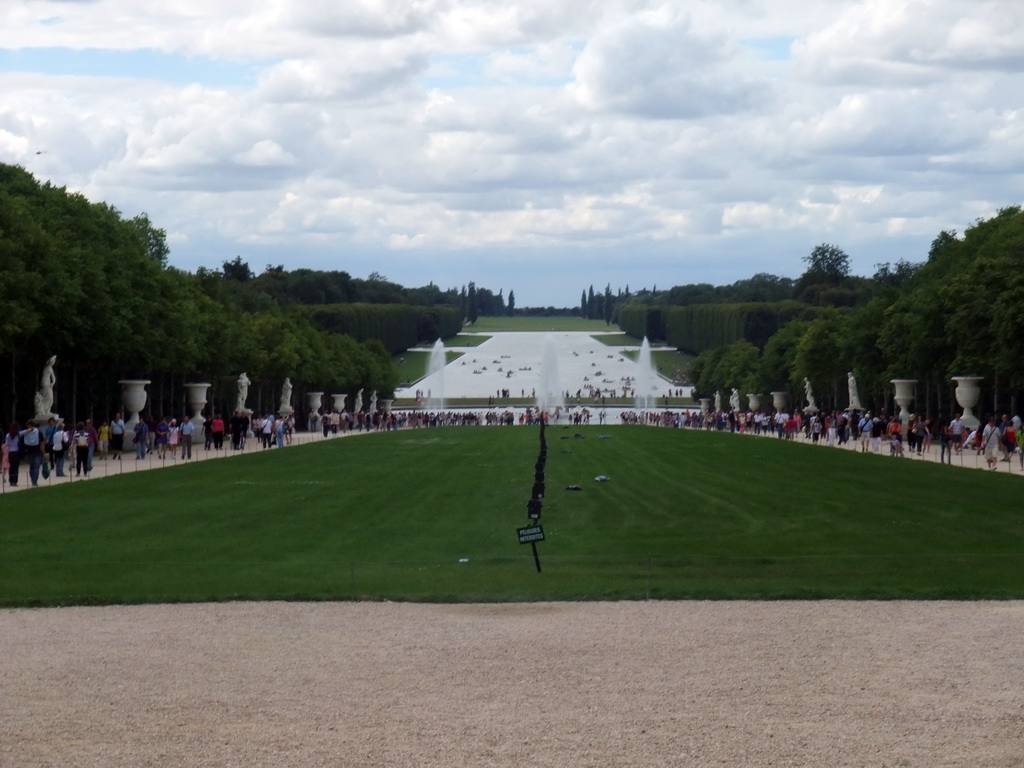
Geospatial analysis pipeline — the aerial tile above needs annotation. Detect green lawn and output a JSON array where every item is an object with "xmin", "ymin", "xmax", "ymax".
[
  {"xmin": 446, "ymin": 334, "xmax": 491, "ymax": 347},
  {"xmin": 2, "ymin": 427, "xmax": 1021, "ymax": 606},
  {"xmin": 619, "ymin": 348, "xmax": 694, "ymax": 384},
  {"xmin": 592, "ymin": 333, "xmax": 640, "ymax": 346},
  {"xmin": 394, "ymin": 350, "xmax": 464, "ymax": 386},
  {"xmin": 467, "ymin": 316, "xmax": 619, "ymax": 332}
]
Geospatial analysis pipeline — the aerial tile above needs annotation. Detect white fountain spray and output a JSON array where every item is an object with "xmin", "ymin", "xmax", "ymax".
[
  {"xmin": 634, "ymin": 336, "xmax": 657, "ymax": 410},
  {"xmin": 536, "ymin": 335, "xmax": 565, "ymax": 415},
  {"xmin": 425, "ymin": 339, "xmax": 446, "ymax": 410}
]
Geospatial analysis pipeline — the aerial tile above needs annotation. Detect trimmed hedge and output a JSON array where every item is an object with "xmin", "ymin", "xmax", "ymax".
[
  {"xmin": 306, "ymin": 303, "xmax": 461, "ymax": 355},
  {"xmin": 618, "ymin": 305, "xmax": 666, "ymax": 341},
  {"xmin": 666, "ymin": 301, "xmax": 817, "ymax": 354}
]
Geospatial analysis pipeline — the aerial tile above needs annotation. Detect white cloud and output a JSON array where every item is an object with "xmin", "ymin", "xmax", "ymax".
[{"xmin": 1, "ymin": 0, "xmax": 1021, "ymax": 305}]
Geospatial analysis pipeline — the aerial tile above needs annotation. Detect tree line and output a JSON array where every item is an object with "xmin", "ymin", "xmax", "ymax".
[
  {"xmin": 0, "ymin": 164, "xmax": 495, "ymax": 424},
  {"xmin": 617, "ymin": 210, "xmax": 1024, "ymax": 417}
]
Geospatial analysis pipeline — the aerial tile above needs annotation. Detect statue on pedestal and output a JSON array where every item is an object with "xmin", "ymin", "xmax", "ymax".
[
  {"xmin": 847, "ymin": 371, "xmax": 862, "ymax": 411},
  {"xmin": 729, "ymin": 388, "xmax": 740, "ymax": 412},
  {"xmin": 33, "ymin": 355, "xmax": 57, "ymax": 420},
  {"xmin": 236, "ymin": 372, "xmax": 251, "ymax": 413},
  {"xmin": 369, "ymin": 391, "xmax": 378, "ymax": 414},
  {"xmin": 279, "ymin": 377, "xmax": 293, "ymax": 414},
  {"xmin": 804, "ymin": 377, "xmax": 818, "ymax": 413},
  {"xmin": 355, "ymin": 388, "xmax": 364, "ymax": 412},
  {"xmin": 714, "ymin": 390, "xmax": 721, "ymax": 412}
]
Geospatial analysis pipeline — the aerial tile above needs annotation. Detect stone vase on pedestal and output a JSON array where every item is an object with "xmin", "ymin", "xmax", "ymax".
[
  {"xmin": 331, "ymin": 394, "xmax": 347, "ymax": 413},
  {"xmin": 890, "ymin": 379, "xmax": 917, "ymax": 423},
  {"xmin": 184, "ymin": 382, "xmax": 211, "ymax": 433},
  {"xmin": 771, "ymin": 391, "xmax": 788, "ymax": 413},
  {"xmin": 382, "ymin": 399, "xmax": 393, "ymax": 414},
  {"xmin": 119, "ymin": 379, "xmax": 151, "ymax": 435},
  {"xmin": 952, "ymin": 376, "xmax": 983, "ymax": 429},
  {"xmin": 746, "ymin": 394, "xmax": 761, "ymax": 412},
  {"xmin": 306, "ymin": 391, "xmax": 324, "ymax": 414},
  {"xmin": 699, "ymin": 398, "xmax": 712, "ymax": 413}
]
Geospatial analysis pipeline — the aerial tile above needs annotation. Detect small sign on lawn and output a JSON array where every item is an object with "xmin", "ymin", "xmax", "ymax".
[{"xmin": 517, "ymin": 525, "xmax": 545, "ymax": 544}]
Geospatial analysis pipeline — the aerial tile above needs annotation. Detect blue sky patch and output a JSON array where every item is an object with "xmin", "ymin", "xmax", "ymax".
[
  {"xmin": 741, "ymin": 37, "xmax": 795, "ymax": 61},
  {"xmin": 0, "ymin": 47, "xmax": 271, "ymax": 86}
]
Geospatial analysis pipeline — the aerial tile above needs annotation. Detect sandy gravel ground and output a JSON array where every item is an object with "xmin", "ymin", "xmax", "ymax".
[{"xmin": 3, "ymin": 601, "xmax": 1022, "ymax": 767}]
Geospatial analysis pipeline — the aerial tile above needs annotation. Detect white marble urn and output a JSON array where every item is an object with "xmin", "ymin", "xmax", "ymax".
[
  {"xmin": 306, "ymin": 391, "xmax": 324, "ymax": 413},
  {"xmin": 331, "ymin": 393, "xmax": 348, "ymax": 413},
  {"xmin": 890, "ymin": 379, "xmax": 917, "ymax": 423},
  {"xmin": 184, "ymin": 382, "xmax": 210, "ymax": 432},
  {"xmin": 746, "ymin": 393, "xmax": 761, "ymax": 412},
  {"xmin": 771, "ymin": 390, "xmax": 788, "ymax": 413},
  {"xmin": 119, "ymin": 379, "xmax": 151, "ymax": 435},
  {"xmin": 952, "ymin": 376, "xmax": 983, "ymax": 429}
]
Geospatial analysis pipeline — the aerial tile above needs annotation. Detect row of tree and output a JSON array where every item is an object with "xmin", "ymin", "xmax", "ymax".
[
  {"xmin": 619, "ymin": 209, "xmax": 1024, "ymax": 417},
  {"xmin": 0, "ymin": 164, "xmax": 490, "ymax": 425}
]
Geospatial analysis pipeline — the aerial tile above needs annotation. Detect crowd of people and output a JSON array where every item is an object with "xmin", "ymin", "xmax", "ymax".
[
  {"xmin": 627, "ymin": 406, "xmax": 1024, "ymax": 469},
  {"xmin": 1, "ymin": 410, "xmax": 302, "ymax": 488},
  {"xmin": 6, "ymin": 401, "xmax": 1022, "ymax": 490}
]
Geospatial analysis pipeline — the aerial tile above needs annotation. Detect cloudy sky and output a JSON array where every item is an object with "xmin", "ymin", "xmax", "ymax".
[{"xmin": 2, "ymin": 1, "xmax": 1022, "ymax": 307}]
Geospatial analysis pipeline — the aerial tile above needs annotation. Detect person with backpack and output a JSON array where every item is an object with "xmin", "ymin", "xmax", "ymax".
[
  {"xmin": 981, "ymin": 415, "xmax": 1003, "ymax": 471},
  {"xmin": 51, "ymin": 421, "xmax": 68, "ymax": 477}
]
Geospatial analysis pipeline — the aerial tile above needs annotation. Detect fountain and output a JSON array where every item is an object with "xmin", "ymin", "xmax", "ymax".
[
  {"xmin": 425, "ymin": 339, "xmax": 446, "ymax": 410},
  {"xmin": 536, "ymin": 335, "xmax": 565, "ymax": 415},
  {"xmin": 633, "ymin": 337, "xmax": 657, "ymax": 410}
]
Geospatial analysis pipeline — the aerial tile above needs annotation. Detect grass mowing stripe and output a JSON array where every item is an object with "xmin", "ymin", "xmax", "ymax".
[{"xmin": 1, "ymin": 426, "xmax": 1022, "ymax": 605}]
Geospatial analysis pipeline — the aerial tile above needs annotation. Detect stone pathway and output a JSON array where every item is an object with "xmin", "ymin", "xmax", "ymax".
[{"xmin": 0, "ymin": 428, "xmax": 354, "ymax": 496}]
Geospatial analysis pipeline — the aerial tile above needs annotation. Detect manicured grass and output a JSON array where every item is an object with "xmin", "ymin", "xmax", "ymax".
[
  {"xmin": 468, "ymin": 316, "xmax": 619, "ymax": 332},
  {"xmin": 446, "ymin": 334, "xmax": 491, "ymax": 347},
  {"xmin": 592, "ymin": 333, "xmax": 640, "ymax": 346},
  {"xmin": 620, "ymin": 348, "xmax": 694, "ymax": 385},
  {"xmin": 2, "ymin": 427, "xmax": 1021, "ymax": 606},
  {"xmin": 395, "ymin": 350, "xmax": 464, "ymax": 386}
]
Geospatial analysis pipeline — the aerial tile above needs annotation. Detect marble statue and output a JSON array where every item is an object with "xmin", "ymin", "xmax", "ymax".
[
  {"xmin": 714, "ymin": 390, "xmax": 721, "ymax": 412},
  {"xmin": 729, "ymin": 388, "xmax": 740, "ymax": 412},
  {"xmin": 33, "ymin": 354, "xmax": 57, "ymax": 420},
  {"xmin": 355, "ymin": 388, "xmax": 364, "ymax": 412},
  {"xmin": 369, "ymin": 391, "xmax": 378, "ymax": 414},
  {"xmin": 279, "ymin": 377, "xmax": 293, "ymax": 413},
  {"xmin": 236, "ymin": 372, "xmax": 251, "ymax": 412},
  {"xmin": 804, "ymin": 377, "xmax": 817, "ymax": 412},
  {"xmin": 847, "ymin": 371, "xmax": 862, "ymax": 411}
]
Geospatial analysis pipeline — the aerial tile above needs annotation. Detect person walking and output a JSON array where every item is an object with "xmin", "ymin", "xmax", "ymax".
[
  {"xmin": 211, "ymin": 413, "xmax": 225, "ymax": 450},
  {"xmin": 134, "ymin": 418, "xmax": 149, "ymax": 460},
  {"xmin": 51, "ymin": 421, "xmax": 68, "ymax": 477},
  {"xmin": 110, "ymin": 412, "xmax": 125, "ymax": 460},
  {"xmin": 180, "ymin": 417, "xmax": 195, "ymax": 460},
  {"xmin": 19, "ymin": 419, "xmax": 45, "ymax": 486},
  {"xmin": 4, "ymin": 422, "xmax": 22, "ymax": 486},
  {"xmin": 72, "ymin": 421, "xmax": 91, "ymax": 477},
  {"xmin": 982, "ymin": 415, "xmax": 1003, "ymax": 471}
]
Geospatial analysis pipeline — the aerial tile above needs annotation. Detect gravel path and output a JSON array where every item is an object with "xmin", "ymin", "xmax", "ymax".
[{"xmin": 3, "ymin": 601, "xmax": 1022, "ymax": 767}]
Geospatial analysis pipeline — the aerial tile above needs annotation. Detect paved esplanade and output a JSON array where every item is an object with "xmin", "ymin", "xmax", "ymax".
[{"xmin": 395, "ymin": 331, "xmax": 664, "ymax": 401}]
